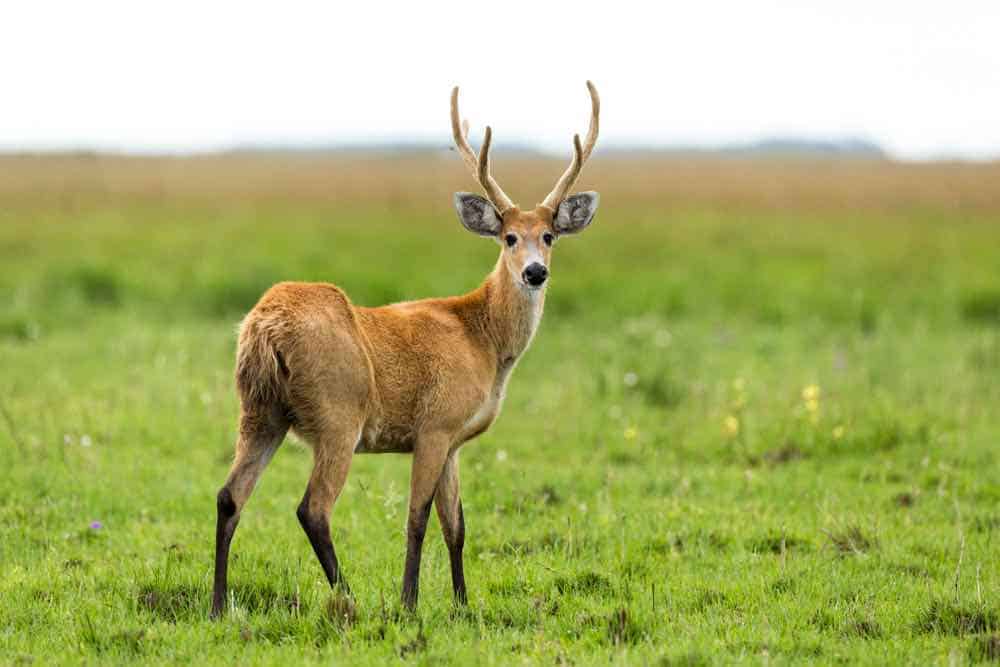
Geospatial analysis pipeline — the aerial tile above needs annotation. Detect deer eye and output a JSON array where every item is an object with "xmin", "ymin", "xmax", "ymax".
[
  {"xmin": 542, "ymin": 233, "xmax": 554, "ymax": 246},
  {"xmin": 504, "ymin": 234, "xmax": 517, "ymax": 248}
]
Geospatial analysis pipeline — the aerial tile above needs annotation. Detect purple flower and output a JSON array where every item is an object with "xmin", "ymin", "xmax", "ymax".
[{"xmin": 89, "ymin": 521, "xmax": 103, "ymax": 530}]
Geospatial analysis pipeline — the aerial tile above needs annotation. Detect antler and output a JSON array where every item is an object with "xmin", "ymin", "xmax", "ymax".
[
  {"xmin": 451, "ymin": 86, "xmax": 516, "ymax": 214},
  {"xmin": 540, "ymin": 81, "xmax": 600, "ymax": 212}
]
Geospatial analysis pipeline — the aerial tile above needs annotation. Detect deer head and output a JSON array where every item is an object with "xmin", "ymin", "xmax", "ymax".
[{"xmin": 451, "ymin": 82, "xmax": 601, "ymax": 291}]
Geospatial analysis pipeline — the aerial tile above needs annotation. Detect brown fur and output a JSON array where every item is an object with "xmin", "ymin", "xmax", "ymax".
[
  {"xmin": 211, "ymin": 82, "xmax": 601, "ymax": 616},
  {"xmin": 212, "ymin": 206, "xmax": 560, "ymax": 615}
]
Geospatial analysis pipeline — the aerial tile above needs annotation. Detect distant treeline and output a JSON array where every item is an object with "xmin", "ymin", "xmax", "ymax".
[{"xmin": 222, "ymin": 137, "xmax": 887, "ymax": 159}]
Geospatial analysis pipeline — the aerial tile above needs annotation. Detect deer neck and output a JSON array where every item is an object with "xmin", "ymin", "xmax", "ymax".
[{"xmin": 479, "ymin": 252, "xmax": 546, "ymax": 366}]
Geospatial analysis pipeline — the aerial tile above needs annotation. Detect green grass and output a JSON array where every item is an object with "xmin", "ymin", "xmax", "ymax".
[{"xmin": 2, "ymin": 186, "xmax": 1000, "ymax": 665}]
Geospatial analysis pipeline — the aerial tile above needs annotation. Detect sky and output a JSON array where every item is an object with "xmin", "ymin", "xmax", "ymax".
[{"xmin": 2, "ymin": 1, "xmax": 999, "ymax": 159}]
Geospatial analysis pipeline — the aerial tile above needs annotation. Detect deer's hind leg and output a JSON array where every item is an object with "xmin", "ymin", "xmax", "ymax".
[
  {"xmin": 401, "ymin": 432, "xmax": 454, "ymax": 611},
  {"xmin": 435, "ymin": 452, "xmax": 466, "ymax": 605},
  {"xmin": 212, "ymin": 405, "xmax": 289, "ymax": 618},
  {"xmin": 294, "ymin": 409, "xmax": 364, "ymax": 595}
]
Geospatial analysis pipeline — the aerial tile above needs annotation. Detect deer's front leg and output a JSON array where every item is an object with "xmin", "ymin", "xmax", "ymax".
[
  {"xmin": 401, "ymin": 432, "xmax": 452, "ymax": 611},
  {"xmin": 435, "ymin": 451, "xmax": 466, "ymax": 604}
]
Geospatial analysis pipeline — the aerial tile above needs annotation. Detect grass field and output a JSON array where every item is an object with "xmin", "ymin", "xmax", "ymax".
[{"xmin": 2, "ymin": 154, "xmax": 1000, "ymax": 664}]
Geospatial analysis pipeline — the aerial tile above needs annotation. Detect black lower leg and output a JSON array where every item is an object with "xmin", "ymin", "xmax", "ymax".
[
  {"xmin": 401, "ymin": 498, "xmax": 434, "ymax": 611},
  {"xmin": 448, "ymin": 502, "xmax": 467, "ymax": 604},
  {"xmin": 211, "ymin": 487, "xmax": 239, "ymax": 618},
  {"xmin": 296, "ymin": 495, "xmax": 349, "ymax": 594}
]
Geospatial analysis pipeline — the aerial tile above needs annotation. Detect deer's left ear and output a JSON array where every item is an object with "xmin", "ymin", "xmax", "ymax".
[
  {"xmin": 553, "ymin": 192, "xmax": 600, "ymax": 235},
  {"xmin": 454, "ymin": 192, "xmax": 502, "ymax": 237}
]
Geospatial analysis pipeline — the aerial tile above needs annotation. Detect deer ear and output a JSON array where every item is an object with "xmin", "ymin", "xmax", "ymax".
[
  {"xmin": 454, "ymin": 193, "xmax": 502, "ymax": 237},
  {"xmin": 554, "ymin": 192, "xmax": 599, "ymax": 235}
]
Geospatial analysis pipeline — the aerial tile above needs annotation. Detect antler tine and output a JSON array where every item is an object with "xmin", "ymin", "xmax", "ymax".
[
  {"xmin": 581, "ymin": 80, "xmax": 600, "ymax": 161},
  {"xmin": 450, "ymin": 86, "xmax": 515, "ymax": 214},
  {"xmin": 476, "ymin": 126, "xmax": 516, "ymax": 214},
  {"xmin": 540, "ymin": 81, "xmax": 600, "ymax": 212},
  {"xmin": 477, "ymin": 126, "xmax": 494, "ymax": 198},
  {"xmin": 540, "ymin": 135, "xmax": 583, "ymax": 213},
  {"xmin": 450, "ymin": 87, "xmax": 479, "ymax": 174}
]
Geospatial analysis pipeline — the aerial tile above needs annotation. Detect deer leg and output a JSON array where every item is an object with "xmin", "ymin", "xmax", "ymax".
[
  {"xmin": 212, "ymin": 410, "xmax": 287, "ymax": 618},
  {"xmin": 434, "ymin": 452, "xmax": 467, "ymax": 605},
  {"xmin": 401, "ymin": 433, "xmax": 452, "ymax": 611},
  {"xmin": 296, "ymin": 434, "xmax": 356, "ymax": 595}
]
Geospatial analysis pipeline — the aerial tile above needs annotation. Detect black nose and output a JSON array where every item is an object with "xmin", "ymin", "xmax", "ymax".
[{"xmin": 522, "ymin": 263, "xmax": 548, "ymax": 287}]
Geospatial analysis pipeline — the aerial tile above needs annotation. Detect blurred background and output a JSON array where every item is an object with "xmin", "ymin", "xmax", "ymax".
[{"xmin": 3, "ymin": 2, "xmax": 1000, "ymax": 663}]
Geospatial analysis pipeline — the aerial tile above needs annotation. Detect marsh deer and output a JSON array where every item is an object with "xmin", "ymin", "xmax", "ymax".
[{"xmin": 211, "ymin": 82, "xmax": 601, "ymax": 616}]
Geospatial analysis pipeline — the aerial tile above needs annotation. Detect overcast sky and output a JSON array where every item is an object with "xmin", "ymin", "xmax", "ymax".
[{"xmin": 3, "ymin": 1, "xmax": 999, "ymax": 159}]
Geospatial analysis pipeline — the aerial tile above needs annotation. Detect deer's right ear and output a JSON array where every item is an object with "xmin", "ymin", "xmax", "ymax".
[{"xmin": 454, "ymin": 193, "xmax": 502, "ymax": 237}]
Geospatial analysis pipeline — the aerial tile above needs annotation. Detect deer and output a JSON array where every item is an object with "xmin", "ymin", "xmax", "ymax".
[{"xmin": 211, "ymin": 81, "xmax": 601, "ymax": 617}]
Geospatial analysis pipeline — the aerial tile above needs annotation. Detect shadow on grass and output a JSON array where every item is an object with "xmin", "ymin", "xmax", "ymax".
[
  {"xmin": 844, "ymin": 615, "xmax": 884, "ymax": 640},
  {"xmin": 606, "ymin": 607, "xmax": 645, "ymax": 646},
  {"xmin": 137, "ymin": 582, "xmax": 300, "ymax": 623},
  {"xmin": 961, "ymin": 290, "xmax": 1000, "ymax": 326},
  {"xmin": 747, "ymin": 531, "xmax": 809, "ymax": 555},
  {"xmin": 825, "ymin": 525, "xmax": 877, "ymax": 556},
  {"xmin": 916, "ymin": 598, "xmax": 999, "ymax": 636},
  {"xmin": 479, "ymin": 531, "xmax": 602, "ymax": 558},
  {"xmin": 689, "ymin": 589, "xmax": 734, "ymax": 613},
  {"xmin": 657, "ymin": 653, "xmax": 711, "ymax": 667},
  {"xmin": 49, "ymin": 265, "xmax": 124, "ymax": 307},
  {"xmin": 552, "ymin": 571, "xmax": 614, "ymax": 598},
  {"xmin": 78, "ymin": 614, "xmax": 152, "ymax": 658},
  {"xmin": 969, "ymin": 635, "xmax": 1000, "ymax": 662}
]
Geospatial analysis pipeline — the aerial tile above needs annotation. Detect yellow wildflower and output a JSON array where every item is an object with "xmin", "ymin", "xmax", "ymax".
[
  {"xmin": 724, "ymin": 415, "xmax": 740, "ymax": 437},
  {"xmin": 624, "ymin": 426, "xmax": 638, "ymax": 441}
]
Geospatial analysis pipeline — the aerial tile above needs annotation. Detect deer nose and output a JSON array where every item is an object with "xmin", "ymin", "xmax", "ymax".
[{"xmin": 522, "ymin": 263, "xmax": 548, "ymax": 287}]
